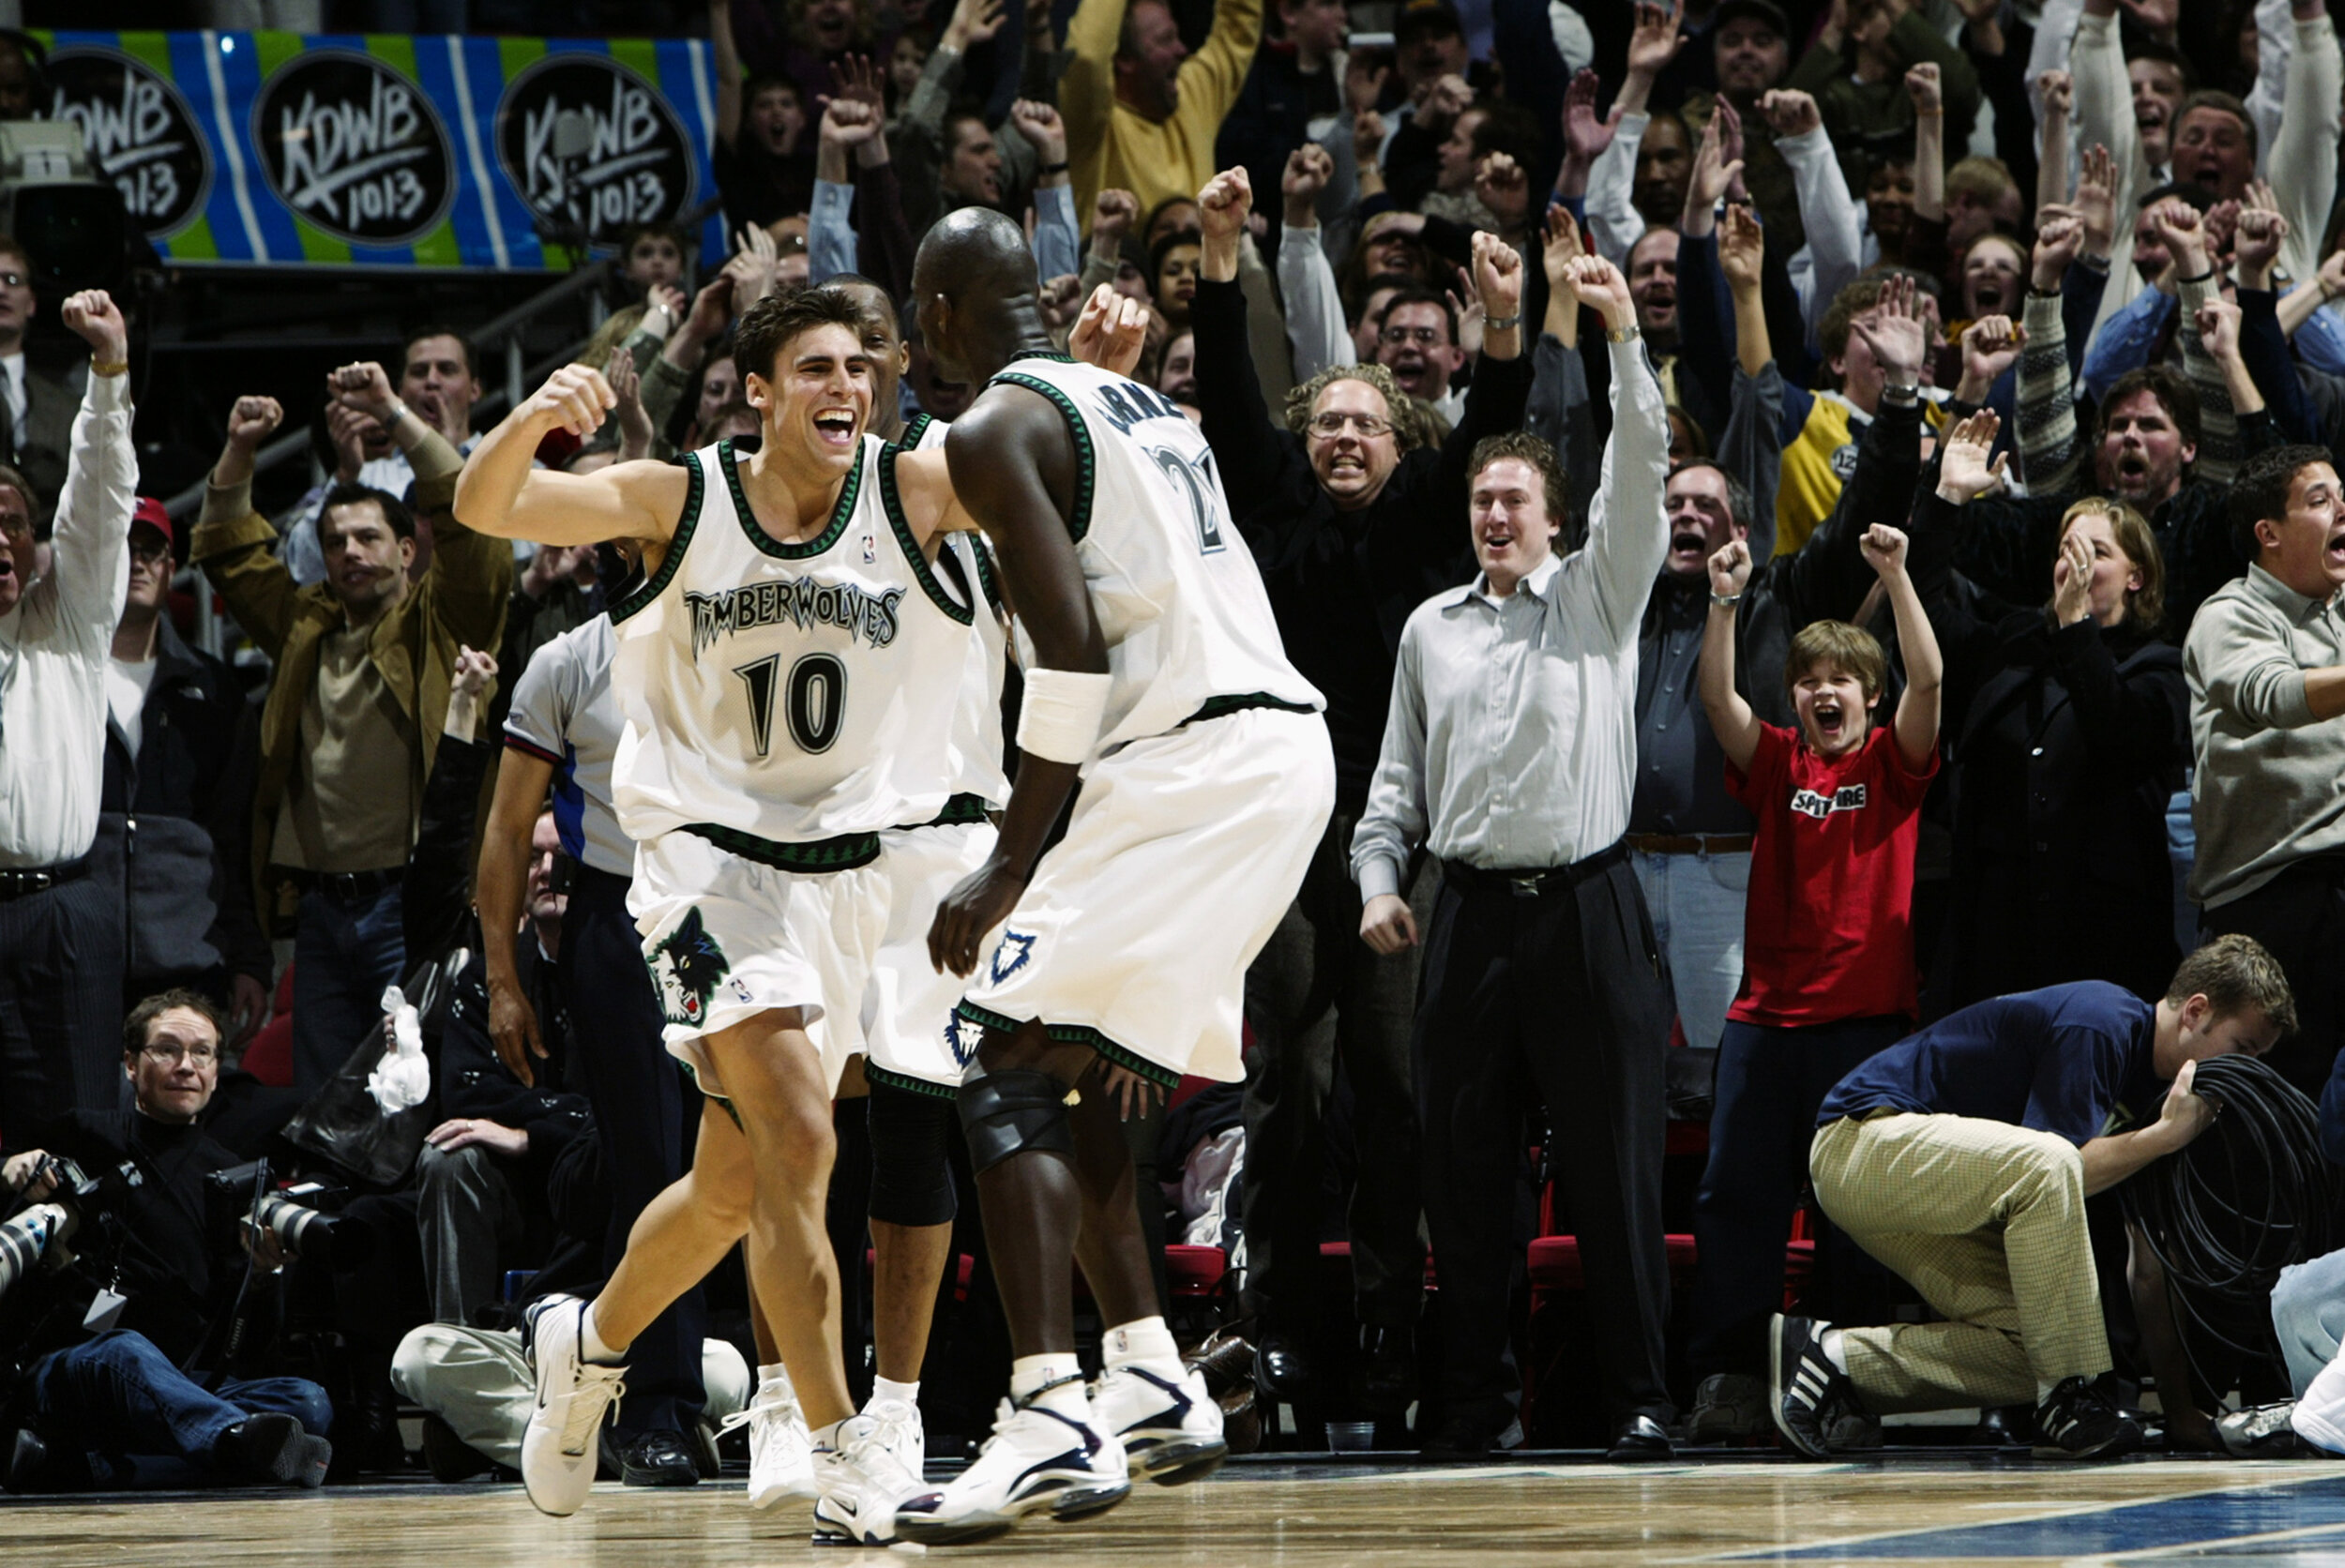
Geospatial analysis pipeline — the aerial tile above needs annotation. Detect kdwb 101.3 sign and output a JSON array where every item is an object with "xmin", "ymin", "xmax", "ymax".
[
  {"xmin": 497, "ymin": 54, "xmax": 697, "ymax": 247},
  {"xmin": 253, "ymin": 50, "xmax": 454, "ymax": 248},
  {"xmin": 49, "ymin": 47, "xmax": 211, "ymax": 238}
]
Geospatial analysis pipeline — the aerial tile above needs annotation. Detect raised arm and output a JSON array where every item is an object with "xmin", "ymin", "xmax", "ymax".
[
  {"xmin": 191, "ymin": 396, "xmax": 299, "ymax": 659},
  {"xmin": 711, "ymin": 0, "xmax": 744, "ymax": 151},
  {"xmin": 1763, "ymin": 90, "xmax": 1856, "ymax": 348},
  {"xmin": 1700, "ymin": 539, "xmax": 1763, "ymax": 772},
  {"xmin": 1278, "ymin": 145, "xmax": 1354, "ymax": 382},
  {"xmin": 1193, "ymin": 167, "xmax": 1288, "ymax": 525},
  {"xmin": 2271, "ymin": 0, "xmax": 2338, "ymax": 288},
  {"xmin": 928, "ymin": 389, "xmax": 1111, "ymax": 977},
  {"xmin": 455, "ymin": 365, "xmax": 685, "ymax": 547},
  {"xmin": 1863, "ymin": 523, "xmax": 1942, "ymax": 773},
  {"xmin": 1569, "ymin": 254, "xmax": 1671, "ymax": 638},
  {"xmin": 47, "ymin": 290, "xmax": 136, "ymax": 639}
]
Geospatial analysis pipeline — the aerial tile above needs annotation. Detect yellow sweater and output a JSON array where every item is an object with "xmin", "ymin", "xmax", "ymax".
[{"xmin": 1061, "ymin": 0, "xmax": 1262, "ymax": 220}]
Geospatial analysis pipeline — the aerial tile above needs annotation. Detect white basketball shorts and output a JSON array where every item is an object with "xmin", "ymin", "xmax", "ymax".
[{"xmin": 864, "ymin": 817, "xmax": 999, "ymax": 1096}]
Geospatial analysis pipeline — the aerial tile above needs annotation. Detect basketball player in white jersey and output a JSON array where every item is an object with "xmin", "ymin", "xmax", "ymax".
[
  {"xmin": 882, "ymin": 206, "xmax": 1339, "ymax": 1545},
  {"xmin": 453, "ymin": 287, "xmax": 955, "ymax": 1543}
]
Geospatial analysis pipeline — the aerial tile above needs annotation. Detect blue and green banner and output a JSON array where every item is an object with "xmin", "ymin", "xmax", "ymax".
[{"xmin": 40, "ymin": 30, "xmax": 725, "ymax": 270}]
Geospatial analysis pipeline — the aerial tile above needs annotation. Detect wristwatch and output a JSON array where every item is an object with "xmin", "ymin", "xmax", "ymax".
[
  {"xmin": 1881, "ymin": 382, "xmax": 1920, "ymax": 407},
  {"xmin": 1710, "ymin": 590, "xmax": 1744, "ymax": 609},
  {"xmin": 1606, "ymin": 323, "xmax": 1641, "ymax": 344}
]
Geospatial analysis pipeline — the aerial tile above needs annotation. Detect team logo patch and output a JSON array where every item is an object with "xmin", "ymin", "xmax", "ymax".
[
  {"xmin": 989, "ymin": 929, "xmax": 1036, "ymax": 984},
  {"xmin": 647, "ymin": 907, "xmax": 731, "ymax": 1028},
  {"xmin": 1790, "ymin": 782, "xmax": 1868, "ymax": 821},
  {"xmin": 946, "ymin": 1013, "xmax": 986, "ymax": 1068}
]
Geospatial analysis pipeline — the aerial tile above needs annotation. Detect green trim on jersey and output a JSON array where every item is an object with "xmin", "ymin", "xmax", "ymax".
[
  {"xmin": 609, "ymin": 450, "xmax": 706, "ymax": 625},
  {"xmin": 951, "ymin": 1002, "xmax": 1181, "ymax": 1091},
  {"xmin": 722, "ymin": 436, "xmax": 864, "ymax": 560},
  {"xmin": 864, "ymin": 1062, "xmax": 958, "ymax": 1100},
  {"xmin": 877, "ymin": 444, "xmax": 975, "ymax": 625},
  {"xmin": 901, "ymin": 412, "xmax": 936, "ymax": 447},
  {"xmin": 682, "ymin": 821, "xmax": 882, "ymax": 871},
  {"xmin": 897, "ymin": 792, "xmax": 994, "ymax": 830},
  {"xmin": 969, "ymin": 535, "xmax": 1005, "ymax": 614},
  {"xmin": 1188, "ymin": 692, "xmax": 1320, "ymax": 724},
  {"xmin": 989, "ymin": 372, "xmax": 1096, "ymax": 544}
]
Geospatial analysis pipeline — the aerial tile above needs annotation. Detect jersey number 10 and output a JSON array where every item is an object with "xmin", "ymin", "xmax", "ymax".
[{"xmin": 733, "ymin": 652, "xmax": 846, "ymax": 758}]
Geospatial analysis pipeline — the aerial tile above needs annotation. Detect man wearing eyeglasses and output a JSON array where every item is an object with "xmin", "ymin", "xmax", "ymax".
[
  {"xmin": 1371, "ymin": 288, "xmax": 1468, "ymax": 426},
  {"xmin": 0, "ymin": 990, "xmax": 337, "ymax": 1491},
  {"xmin": 1190, "ymin": 167, "xmax": 1532, "ymax": 1417},
  {"xmin": 0, "ymin": 289, "xmax": 138, "ymax": 1153}
]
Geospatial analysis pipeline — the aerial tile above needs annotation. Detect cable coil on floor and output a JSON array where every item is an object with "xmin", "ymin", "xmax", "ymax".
[{"xmin": 2121, "ymin": 1054, "xmax": 2342, "ymax": 1380}]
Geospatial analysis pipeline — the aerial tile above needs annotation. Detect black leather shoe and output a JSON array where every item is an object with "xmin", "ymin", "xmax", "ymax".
[
  {"xmin": 1357, "ymin": 1325, "xmax": 1417, "ymax": 1412},
  {"xmin": 1255, "ymin": 1327, "xmax": 1316, "ymax": 1400},
  {"xmin": 1420, "ymin": 1411, "xmax": 1496, "ymax": 1458},
  {"xmin": 616, "ymin": 1427, "xmax": 701, "ymax": 1487},
  {"xmin": 1608, "ymin": 1414, "xmax": 1675, "ymax": 1462},
  {"xmin": 219, "ymin": 1414, "xmax": 332, "ymax": 1488},
  {"xmin": 418, "ymin": 1413, "xmax": 495, "ymax": 1483}
]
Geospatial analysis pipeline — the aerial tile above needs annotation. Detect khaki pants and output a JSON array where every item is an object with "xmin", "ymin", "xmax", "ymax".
[{"xmin": 1808, "ymin": 1112, "xmax": 2110, "ymax": 1414}]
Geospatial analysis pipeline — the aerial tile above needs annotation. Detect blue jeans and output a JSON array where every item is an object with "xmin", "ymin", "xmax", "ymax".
[
  {"xmin": 31, "ymin": 1329, "xmax": 333, "ymax": 1489},
  {"xmin": 1628, "ymin": 847, "xmax": 1750, "ymax": 1051},
  {"xmin": 292, "ymin": 882, "xmax": 406, "ymax": 1091},
  {"xmin": 1688, "ymin": 1015, "xmax": 1907, "ymax": 1377},
  {"xmin": 2168, "ymin": 784, "xmax": 2200, "ymax": 957},
  {"xmin": 2272, "ymin": 1247, "xmax": 2345, "ymax": 1397}
]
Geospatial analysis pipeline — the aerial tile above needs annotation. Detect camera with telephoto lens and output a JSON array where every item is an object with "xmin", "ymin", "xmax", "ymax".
[
  {"xmin": 0, "ymin": 1153, "xmax": 103, "ymax": 1303},
  {"xmin": 204, "ymin": 1160, "xmax": 371, "ymax": 1270}
]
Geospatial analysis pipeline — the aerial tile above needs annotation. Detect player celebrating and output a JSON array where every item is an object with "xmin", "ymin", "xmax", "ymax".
[
  {"xmin": 454, "ymin": 287, "xmax": 959, "ymax": 1544},
  {"xmin": 890, "ymin": 193, "xmax": 1344, "ymax": 1545}
]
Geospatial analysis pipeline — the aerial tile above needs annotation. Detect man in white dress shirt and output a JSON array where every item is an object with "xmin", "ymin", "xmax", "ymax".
[
  {"xmin": 1352, "ymin": 253, "xmax": 1677, "ymax": 1462},
  {"xmin": 0, "ymin": 290, "xmax": 139, "ymax": 1149}
]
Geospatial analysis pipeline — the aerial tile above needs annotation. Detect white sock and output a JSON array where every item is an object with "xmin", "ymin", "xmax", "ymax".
[
  {"xmin": 870, "ymin": 1376, "xmax": 920, "ymax": 1408},
  {"xmin": 1819, "ymin": 1329, "xmax": 1849, "ymax": 1375},
  {"xmin": 1103, "ymin": 1316, "xmax": 1183, "ymax": 1377},
  {"xmin": 813, "ymin": 1417, "xmax": 848, "ymax": 1452},
  {"xmin": 1010, "ymin": 1353, "xmax": 1089, "ymax": 1418},
  {"xmin": 758, "ymin": 1361, "xmax": 792, "ymax": 1392},
  {"xmin": 582, "ymin": 1303, "xmax": 628, "ymax": 1365}
]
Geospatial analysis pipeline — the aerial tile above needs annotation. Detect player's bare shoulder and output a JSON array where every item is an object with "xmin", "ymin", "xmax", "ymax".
[{"xmin": 601, "ymin": 456, "xmax": 697, "ymax": 544}]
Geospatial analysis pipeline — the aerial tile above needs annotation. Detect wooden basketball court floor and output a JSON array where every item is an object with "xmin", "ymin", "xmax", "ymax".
[{"xmin": 12, "ymin": 1453, "xmax": 2345, "ymax": 1565}]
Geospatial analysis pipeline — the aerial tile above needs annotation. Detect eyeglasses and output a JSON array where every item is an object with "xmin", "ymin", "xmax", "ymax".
[
  {"xmin": 1379, "ymin": 325, "xmax": 1444, "ymax": 348},
  {"xmin": 129, "ymin": 533, "xmax": 172, "ymax": 562},
  {"xmin": 142, "ymin": 1041, "xmax": 219, "ymax": 1066},
  {"xmin": 1309, "ymin": 411, "xmax": 1392, "ymax": 439}
]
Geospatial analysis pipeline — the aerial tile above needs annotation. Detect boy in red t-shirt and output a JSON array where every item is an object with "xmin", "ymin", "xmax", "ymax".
[{"xmin": 1680, "ymin": 522, "xmax": 1943, "ymax": 1445}]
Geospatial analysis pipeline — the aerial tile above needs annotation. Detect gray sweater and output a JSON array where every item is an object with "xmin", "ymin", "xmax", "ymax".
[{"xmin": 2185, "ymin": 563, "xmax": 2345, "ymax": 907}]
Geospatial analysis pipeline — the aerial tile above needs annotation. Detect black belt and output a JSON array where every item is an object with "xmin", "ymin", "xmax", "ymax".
[
  {"xmin": 1442, "ymin": 840, "xmax": 1628, "ymax": 899},
  {"xmin": 279, "ymin": 865, "xmax": 405, "ymax": 904},
  {"xmin": 0, "ymin": 855, "xmax": 89, "ymax": 900}
]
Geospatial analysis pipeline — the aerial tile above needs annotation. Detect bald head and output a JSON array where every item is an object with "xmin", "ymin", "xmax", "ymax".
[{"xmin": 912, "ymin": 206, "xmax": 1046, "ymax": 384}]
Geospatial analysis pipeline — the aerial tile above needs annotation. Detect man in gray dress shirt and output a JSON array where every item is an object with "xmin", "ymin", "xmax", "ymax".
[{"xmin": 1352, "ymin": 253, "xmax": 1676, "ymax": 1461}]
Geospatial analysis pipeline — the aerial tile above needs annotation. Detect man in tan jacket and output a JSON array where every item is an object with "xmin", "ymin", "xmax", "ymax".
[{"xmin": 192, "ymin": 369, "xmax": 509, "ymax": 1089}]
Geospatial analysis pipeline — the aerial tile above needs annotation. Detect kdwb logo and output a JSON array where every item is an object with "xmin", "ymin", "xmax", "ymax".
[
  {"xmin": 496, "ymin": 54, "xmax": 696, "ymax": 249},
  {"xmin": 253, "ymin": 51, "xmax": 454, "ymax": 248},
  {"xmin": 50, "ymin": 47, "xmax": 211, "ymax": 238}
]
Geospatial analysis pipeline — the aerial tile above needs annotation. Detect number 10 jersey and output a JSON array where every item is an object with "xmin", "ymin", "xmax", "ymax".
[
  {"xmin": 986, "ymin": 354, "xmax": 1322, "ymax": 766},
  {"xmin": 609, "ymin": 435, "xmax": 975, "ymax": 852}
]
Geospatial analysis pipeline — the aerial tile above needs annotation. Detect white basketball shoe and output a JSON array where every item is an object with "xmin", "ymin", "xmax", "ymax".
[
  {"xmin": 1092, "ymin": 1361, "xmax": 1230, "ymax": 1484},
  {"xmin": 521, "ymin": 1294, "xmax": 627, "ymax": 1517},
  {"xmin": 893, "ymin": 1385, "xmax": 1131, "ymax": 1545},
  {"xmin": 715, "ymin": 1362, "xmax": 816, "ymax": 1508}
]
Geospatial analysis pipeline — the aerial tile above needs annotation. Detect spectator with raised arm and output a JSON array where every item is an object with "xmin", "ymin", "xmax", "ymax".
[
  {"xmin": 1216, "ymin": 0, "xmax": 1348, "ymax": 207},
  {"xmin": 192, "ymin": 379, "xmax": 510, "ymax": 1092},
  {"xmin": 711, "ymin": 0, "xmax": 820, "ymax": 232},
  {"xmin": 1060, "ymin": 0, "xmax": 1263, "ymax": 217},
  {"xmin": 1582, "ymin": 2, "xmax": 1696, "ymax": 266},
  {"xmin": 0, "ymin": 289, "xmax": 136, "ymax": 1150}
]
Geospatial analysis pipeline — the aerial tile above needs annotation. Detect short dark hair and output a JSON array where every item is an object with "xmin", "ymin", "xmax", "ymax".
[
  {"xmin": 123, "ymin": 988, "xmax": 225, "ymax": 1057},
  {"xmin": 1468, "ymin": 431, "xmax": 1569, "ymax": 535},
  {"xmin": 944, "ymin": 108, "xmax": 991, "ymax": 158},
  {"xmin": 2137, "ymin": 179, "xmax": 2214, "ymax": 215},
  {"xmin": 1147, "ymin": 227, "xmax": 1203, "ymax": 289},
  {"xmin": 403, "ymin": 324, "xmax": 478, "ymax": 381},
  {"xmin": 2177, "ymin": 88, "xmax": 2257, "ymax": 159},
  {"xmin": 1471, "ymin": 100, "xmax": 1543, "ymax": 173},
  {"xmin": 2230, "ymin": 443, "xmax": 2337, "ymax": 561},
  {"xmin": 620, "ymin": 220, "xmax": 690, "ymax": 257},
  {"xmin": 2098, "ymin": 365, "xmax": 2201, "ymax": 459},
  {"xmin": 320, "ymin": 482, "xmax": 416, "ymax": 543},
  {"xmin": 733, "ymin": 283, "xmax": 869, "ymax": 384},
  {"xmin": 2125, "ymin": 37, "xmax": 2194, "ymax": 90},
  {"xmin": 1376, "ymin": 285, "xmax": 1458, "ymax": 345}
]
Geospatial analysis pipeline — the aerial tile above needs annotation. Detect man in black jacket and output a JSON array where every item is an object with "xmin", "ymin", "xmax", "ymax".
[
  {"xmin": 1, "ymin": 990, "xmax": 334, "ymax": 1491},
  {"xmin": 94, "ymin": 499, "xmax": 270, "ymax": 1042},
  {"xmin": 1193, "ymin": 165, "xmax": 1531, "ymax": 1409}
]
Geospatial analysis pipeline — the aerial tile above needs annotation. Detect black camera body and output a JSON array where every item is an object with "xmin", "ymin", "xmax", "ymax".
[{"xmin": 204, "ymin": 1160, "xmax": 371, "ymax": 1270}]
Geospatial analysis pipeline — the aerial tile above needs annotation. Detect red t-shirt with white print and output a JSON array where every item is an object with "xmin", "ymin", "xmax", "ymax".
[{"xmin": 1725, "ymin": 722, "xmax": 1938, "ymax": 1027}]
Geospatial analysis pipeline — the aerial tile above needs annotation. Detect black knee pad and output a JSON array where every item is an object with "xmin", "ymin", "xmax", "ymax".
[
  {"xmin": 957, "ymin": 1068, "xmax": 1075, "ymax": 1176},
  {"xmin": 868, "ymin": 1080, "xmax": 959, "ymax": 1228}
]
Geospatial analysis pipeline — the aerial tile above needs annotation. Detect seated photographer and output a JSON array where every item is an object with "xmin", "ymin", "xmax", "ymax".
[
  {"xmin": 413, "ymin": 807, "xmax": 591, "ymax": 1330},
  {"xmin": 0, "ymin": 991, "xmax": 333, "ymax": 1491}
]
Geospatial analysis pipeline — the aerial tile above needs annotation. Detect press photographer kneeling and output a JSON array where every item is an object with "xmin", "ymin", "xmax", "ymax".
[{"xmin": 0, "ymin": 990, "xmax": 335, "ymax": 1490}]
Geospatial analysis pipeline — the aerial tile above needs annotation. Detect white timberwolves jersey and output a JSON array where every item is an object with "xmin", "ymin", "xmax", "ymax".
[
  {"xmin": 984, "ymin": 354, "xmax": 1321, "ymax": 761},
  {"xmin": 609, "ymin": 436, "xmax": 974, "ymax": 851},
  {"xmin": 890, "ymin": 413, "xmax": 1009, "ymax": 807}
]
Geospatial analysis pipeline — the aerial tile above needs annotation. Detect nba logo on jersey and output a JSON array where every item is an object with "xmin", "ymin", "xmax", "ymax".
[
  {"xmin": 861, "ymin": 528, "xmax": 878, "ymax": 564},
  {"xmin": 989, "ymin": 929, "xmax": 1036, "ymax": 984}
]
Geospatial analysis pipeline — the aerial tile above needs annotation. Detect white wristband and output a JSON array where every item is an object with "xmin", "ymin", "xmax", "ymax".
[{"xmin": 1016, "ymin": 668, "xmax": 1113, "ymax": 764}]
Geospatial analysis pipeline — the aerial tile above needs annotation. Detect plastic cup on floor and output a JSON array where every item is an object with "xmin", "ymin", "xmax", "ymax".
[{"xmin": 1325, "ymin": 1420, "xmax": 1377, "ymax": 1453}]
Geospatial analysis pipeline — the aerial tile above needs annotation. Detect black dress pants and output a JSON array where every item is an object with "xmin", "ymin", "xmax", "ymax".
[
  {"xmin": 0, "ymin": 872, "xmax": 122, "ymax": 1151},
  {"xmin": 1239, "ymin": 810, "xmax": 1427, "ymax": 1334},
  {"xmin": 561, "ymin": 864, "xmax": 706, "ymax": 1439},
  {"xmin": 1415, "ymin": 842, "xmax": 1673, "ymax": 1430},
  {"xmin": 2201, "ymin": 856, "xmax": 2345, "ymax": 1099}
]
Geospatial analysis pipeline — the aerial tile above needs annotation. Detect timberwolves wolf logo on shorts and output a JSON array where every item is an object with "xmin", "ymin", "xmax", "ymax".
[
  {"xmin": 648, "ymin": 907, "xmax": 731, "ymax": 1027},
  {"xmin": 946, "ymin": 1013, "xmax": 985, "ymax": 1068},
  {"xmin": 989, "ymin": 929, "xmax": 1036, "ymax": 984}
]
